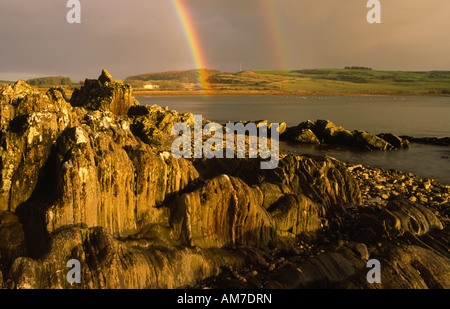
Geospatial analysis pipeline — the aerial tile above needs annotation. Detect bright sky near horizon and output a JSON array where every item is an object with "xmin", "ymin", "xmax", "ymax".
[{"xmin": 1, "ymin": 0, "xmax": 449, "ymax": 81}]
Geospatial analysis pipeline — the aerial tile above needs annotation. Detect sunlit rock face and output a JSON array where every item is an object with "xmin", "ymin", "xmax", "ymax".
[{"xmin": 0, "ymin": 80, "xmax": 77, "ymax": 212}]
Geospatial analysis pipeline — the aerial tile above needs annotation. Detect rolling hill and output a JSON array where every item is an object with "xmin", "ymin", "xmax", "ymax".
[{"xmin": 127, "ymin": 68, "xmax": 450, "ymax": 95}]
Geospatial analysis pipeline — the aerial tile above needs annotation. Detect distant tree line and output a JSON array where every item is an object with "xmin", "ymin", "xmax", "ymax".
[
  {"xmin": 26, "ymin": 76, "xmax": 73, "ymax": 86},
  {"xmin": 344, "ymin": 66, "xmax": 373, "ymax": 70}
]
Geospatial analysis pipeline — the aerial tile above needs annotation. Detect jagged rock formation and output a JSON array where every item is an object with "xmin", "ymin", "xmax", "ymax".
[
  {"xmin": 0, "ymin": 80, "xmax": 78, "ymax": 211},
  {"xmin": 281, "ymin": 119, "xmax": 410, "ymax": 151},
  {"xmin": 70, "ymin": 70, "xmax": 139, "ymax": 116},
  {"xmin": 0, "ymin": 72, "xmax": 448, "ymax": 289},
  {"xmin": 128, "ymin": 104, "xmax": 195, "ymax": 151}
]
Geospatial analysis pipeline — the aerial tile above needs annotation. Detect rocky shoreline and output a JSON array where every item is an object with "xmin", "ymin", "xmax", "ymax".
[
  {"xmin": 0, "ymin": 71, "xmax": 449, "ymax": 289},
  {"xmin": 280, "ymin": 119, "xmax": 411, "ymax": 151},
  {"xmin": 191, "ymin": 158, "xmax": 450, "ymax": 289},
  {"xmin": 349, "ymin": 164, "xmax": 449, "ymax": 211},
  {"xmin": 400, "ymin": 136, "xmax": 450, "ymax": 147}
]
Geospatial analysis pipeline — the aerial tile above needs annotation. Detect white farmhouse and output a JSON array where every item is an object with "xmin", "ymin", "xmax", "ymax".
[{"xmin": 144, "ymin": 84, "xmax": 160, "ymax": 90}]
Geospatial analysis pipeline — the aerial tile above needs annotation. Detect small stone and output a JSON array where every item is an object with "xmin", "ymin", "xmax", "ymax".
[
  {"xmin": 251, "ymin": 270, "xmax": 258, "ymax": 276},
  {"xmin": 355, "ymin": 243, "xmax": 370, "ymax": 260},
  {"xmin": 419, "ymin": 196, "xmax": 428, "ymax": 203},
  {"xmin": 423, "ymin": 181, "xmax": 432, "ymax": 190},
  {"xmin": 409, "ymin": 196, "xmax": 417, "ymax": 202}
]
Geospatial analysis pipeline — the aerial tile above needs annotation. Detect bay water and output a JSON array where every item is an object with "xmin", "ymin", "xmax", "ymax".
[{"xmin": 137, "ymin": 95, "xmax": 450, "ymax": 184}]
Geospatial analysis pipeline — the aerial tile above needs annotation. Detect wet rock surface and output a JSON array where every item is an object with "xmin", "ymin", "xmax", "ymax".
[{"xmin": 1, "ymin": 72, "xmax": 449, "ymax": 289}]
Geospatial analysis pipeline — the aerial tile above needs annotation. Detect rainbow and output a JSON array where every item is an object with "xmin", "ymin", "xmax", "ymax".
[
  {"xmin": 170, "ymin": 0, "xmax": 290, "ymax": 84},
  {"xmin": 260, "ymin": 0, "xmax": 290, "ymax": 70},
  {"xmin": 170, "ymin": 0, "xmax": 210, "ymax": 90}
]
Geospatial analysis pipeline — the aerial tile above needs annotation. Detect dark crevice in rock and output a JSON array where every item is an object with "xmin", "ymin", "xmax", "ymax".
[
  {"xmin": 15, "ymin": 145, "xmax": 60, "ymax": 259},
  {"xmin": 47, "ymin": 87, "xmax": 70, "ymax": 103},
  {"xmin": 8, "ymin": 115, "xmax": 29, "ymax": 134}
]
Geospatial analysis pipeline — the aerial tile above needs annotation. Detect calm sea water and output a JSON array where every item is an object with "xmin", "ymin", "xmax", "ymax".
[{"xmin": 137, "ymin": 96, "xmax": 450, "ymax": 184}]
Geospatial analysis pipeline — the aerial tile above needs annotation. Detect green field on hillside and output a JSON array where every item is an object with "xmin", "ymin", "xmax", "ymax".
[
  {"xmin": 126, "ymin": 68, "xmax": 450, "ymax": 95},
  {"xmin": 222, "ymin": 69, "xmax": 450, "ymax": 94}
]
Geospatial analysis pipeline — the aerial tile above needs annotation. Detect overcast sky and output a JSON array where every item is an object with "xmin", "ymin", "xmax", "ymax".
[{"xmin": 1, "ymin": 0, "xmax": 449, "ymax": 81}]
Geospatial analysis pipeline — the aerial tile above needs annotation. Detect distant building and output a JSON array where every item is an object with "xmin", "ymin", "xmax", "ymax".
[
  {"xmin": 182, "ymin": 83, "xmax": 196, "ymax": 90},
  {"xmin": 144, "ymin": 84, "xmax": 160, "ymax": 90}
]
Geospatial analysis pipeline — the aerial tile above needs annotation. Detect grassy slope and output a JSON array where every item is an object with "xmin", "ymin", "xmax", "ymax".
[
  {"xmin": 253, "ymin": 69, "xmax": 450, "ymax": 95},
  {"xmin": 129, "ymin": 68, "xmax": 449, "ymax": 96}
]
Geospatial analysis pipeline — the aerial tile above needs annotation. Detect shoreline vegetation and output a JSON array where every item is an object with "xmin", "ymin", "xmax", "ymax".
[
  {"xmin": 22, "ymin": 86, "xmax": 450, "ymax": 99},
  {"xmin": 0, "ymin": 70, "xmax": 449, "ymax": 289},
  {"xmin": 132, "ymin": 89, "xmax": 450, "ymax": 97}
]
